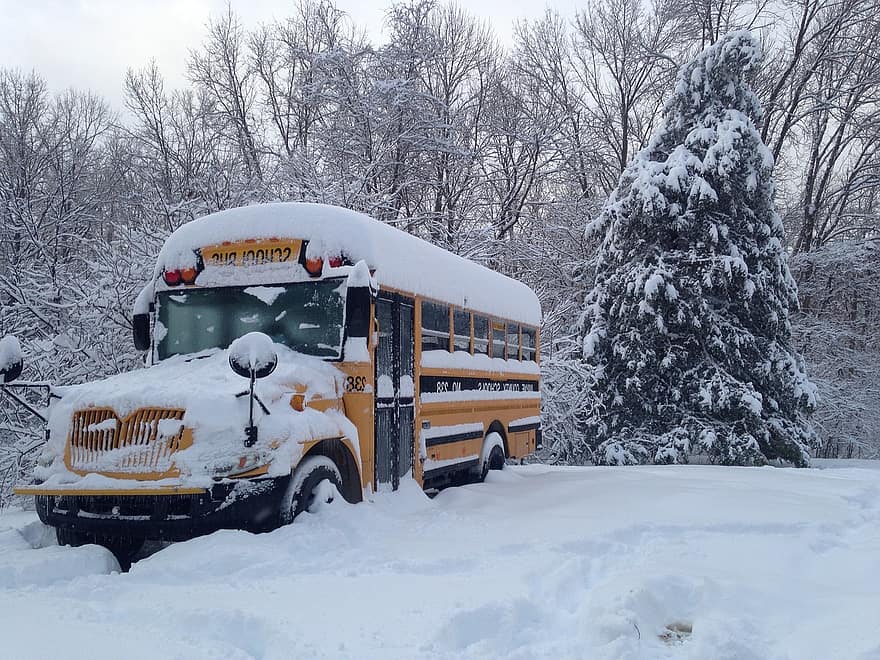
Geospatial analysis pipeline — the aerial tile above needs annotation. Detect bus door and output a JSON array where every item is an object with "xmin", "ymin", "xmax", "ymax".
[{"xmin": 374, "ymin": 294, "xmax": 414, "ymax": 491}]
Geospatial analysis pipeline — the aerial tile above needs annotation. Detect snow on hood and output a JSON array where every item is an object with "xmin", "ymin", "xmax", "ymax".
[{"xmin": 38, "ymin": 344, "xmax": 353, "ymax": 485}]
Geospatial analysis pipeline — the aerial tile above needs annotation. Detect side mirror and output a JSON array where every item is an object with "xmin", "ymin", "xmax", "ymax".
[
  {"xmin": 1, "ymin": 359, "xmax": 22, "ymax": 384},
  {"xmin": 133, "ymin": 313, "xmax": 151, "ymax": 351},
  {"xmin": 345, "ymin": 285, "xmax": 372, "ymax": 339},
  {"xmin": 0, "ymin": 335, "xmax": 23, "ymax": 383},
  {"xmin": 229, "ymin": 332, "xmax": 278, "ymax": 380},
  {"xmin": 345, "ymin": 260, "xmax": 375, "ymax": 339}
]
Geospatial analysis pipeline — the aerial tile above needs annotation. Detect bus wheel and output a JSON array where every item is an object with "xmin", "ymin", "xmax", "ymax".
[
  {"xmin": 281, "ymin": 455, "xmax": 343, "ymax": 524},
  {"xmin": 477, "ymin": 432, "xmax": 506, "ymax": 482},
  {"xmin": 56, "ymin": 527, "xmax": 144, "ymax": 570}
]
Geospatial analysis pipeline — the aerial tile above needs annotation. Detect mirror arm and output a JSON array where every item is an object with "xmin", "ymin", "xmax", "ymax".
[
  {"xmin": 234, "ymin": 372, "xmax": 272, "ymax": 447},
  {"xmin": 234, "ymin": 389, "xmax": 270, "ymax": 415},
  {"xmin": 245, "ymin": 373, "xmax": 257, "ymax": 447}
]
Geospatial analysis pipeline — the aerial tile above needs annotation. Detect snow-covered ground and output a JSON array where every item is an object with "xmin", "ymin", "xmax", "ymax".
[{"xmin": 1, "ymin": 462, "xmax": 878, "ymax": 660}]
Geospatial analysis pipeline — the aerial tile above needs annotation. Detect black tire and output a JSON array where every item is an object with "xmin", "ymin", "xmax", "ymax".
[
  {"xmin": 478, "ymin": 443, "xmax": 506, "ymax": 482},
  {"xmin": 281, "ymin": 456, "xmax": 343, "ymax": 524},
  {"xmin": 56, "ymin": 527, "xmax": 145, "ymax": 571}
]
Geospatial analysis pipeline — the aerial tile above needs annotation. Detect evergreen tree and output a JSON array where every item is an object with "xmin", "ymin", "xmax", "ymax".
[{"xmin": 579, "ymin": 31, "xmax": 818, "ymax": 467}]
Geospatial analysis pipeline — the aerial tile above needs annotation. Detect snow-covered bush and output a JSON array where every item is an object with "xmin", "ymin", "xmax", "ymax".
[{"xmin": 578, "ymin": 31, "xmax": 818, "ymax": 466}]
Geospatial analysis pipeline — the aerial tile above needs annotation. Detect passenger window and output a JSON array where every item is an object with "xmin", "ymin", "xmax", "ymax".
[
  {"xmin": 506, "ymin": 325, "xmax": 521, "ymax": 360},
  {"xmin": 491, "ymin": 320, "xmax": 506, "ymax": 358},
  {"xmin": 421, "ymin": 301, "xmax": 450, "ymax": 352},
  {"xmin": 453, "ymin": 309, "xmax": 471, "ymax": 352},
  {"xmin": 473, "ymin": 315, "xmax": 489, "ymax": 355},
  {"xmin": 522, "ymin": 327, "xmax": 537, "ymax": 362}
]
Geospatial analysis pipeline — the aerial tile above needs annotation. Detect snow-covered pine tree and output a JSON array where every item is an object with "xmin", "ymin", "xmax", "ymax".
[{"xmin": 579, "ymin": 31, "xmax": 818, "ymax": 467}]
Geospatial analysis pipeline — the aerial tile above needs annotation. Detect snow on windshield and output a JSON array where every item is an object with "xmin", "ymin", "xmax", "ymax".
[
  {"xmin": 243, "ymin": 286, "xmax": 286, "ymax": 306},
  {"xmin": 156, "ymin": 279, "xmax": 346, "ymax": 360}
]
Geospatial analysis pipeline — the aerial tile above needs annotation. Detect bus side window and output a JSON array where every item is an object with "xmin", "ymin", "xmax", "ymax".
[
  {"xmin": 421, "ymin": 300, "xmax": 450, "ymax": 352},
  {"xmin": 453, "ymin": 308, "xmax": 471, "ymax": 352},
  {"xmin": 522, "ymin": 326, "xmax": 537, "ymax": 362},
  {"xmin": 506, "ymin": 324, "xmax": 521, "ymax": 360},
  {"xmin": 491, "ymin": 320, "xmax": 506, "ymax": 358},
  {"xmin": 473, "ymin": 315, "xmax": 489, "ymax": 355}
]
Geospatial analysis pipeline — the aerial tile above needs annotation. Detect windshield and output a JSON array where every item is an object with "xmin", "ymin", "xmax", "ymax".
[{"xmin": 156, "ymin": 279, "xmax": 346, "ymax": 360}]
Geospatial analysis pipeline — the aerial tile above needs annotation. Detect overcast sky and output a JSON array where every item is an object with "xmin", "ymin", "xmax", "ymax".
[{"xmin": 0, "ymin": 0, "xmax": 572, "ymax": 109}]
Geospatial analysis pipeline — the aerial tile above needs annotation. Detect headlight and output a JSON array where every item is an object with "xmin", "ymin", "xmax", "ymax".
[{"xmin": 211, "ymin": 451, "xmax": 269, "ymax": 477}]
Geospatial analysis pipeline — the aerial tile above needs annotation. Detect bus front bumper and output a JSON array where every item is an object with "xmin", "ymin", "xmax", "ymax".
[{"xmin": 18, "ymin": 477, "xmax": 291, "ymax": 541}]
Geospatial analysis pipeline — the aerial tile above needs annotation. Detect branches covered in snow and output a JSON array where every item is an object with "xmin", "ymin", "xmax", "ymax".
[{"xmin": 789, "ymin": 240, "xmax": 880, "ymax": 458}]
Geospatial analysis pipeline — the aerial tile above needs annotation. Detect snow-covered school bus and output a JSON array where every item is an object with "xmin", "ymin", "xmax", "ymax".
[{"xmin": 10, "ymin": 203, "xmax": 541, "ymax": 562}]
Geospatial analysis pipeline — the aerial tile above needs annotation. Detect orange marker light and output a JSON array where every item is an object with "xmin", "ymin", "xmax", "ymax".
[
  {"xmin": 179, "ymin": 267, "xmax": 198, "ymax": 284},
  {"xmin": 290, "ymin": 394, "xmax": 305, "ymax": 411},
  {"xmin": 304, "ymin": 256, "xmax": 324, "ymax": 277}
]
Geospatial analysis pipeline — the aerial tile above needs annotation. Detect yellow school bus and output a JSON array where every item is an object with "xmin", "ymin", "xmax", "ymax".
[{"xmin": 11, "ymin": 203, "xmax": 541, "ymax": 563}]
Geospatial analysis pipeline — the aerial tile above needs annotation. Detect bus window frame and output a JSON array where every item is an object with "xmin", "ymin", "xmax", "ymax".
[
  {"xmin": 420, "ymin": 300, "xmax": 451, "ymax": 353},
  {"xmin": 506, "ymin": 323, "xmax": 521, "ymax": 361},
  {"xmin": 521, "ymin": 325, "xmax": 537, "ymax": 362},
  {"xmin": 452, "ymin": 307, "xmax": 471, "ymax": 353},
  {"xmin": 490, "ymin": 319, "xmax": 506, "ymax": 359},
  {"xmin": 473, "ymin": 315, "xmax": 489, "ymax": 356}
]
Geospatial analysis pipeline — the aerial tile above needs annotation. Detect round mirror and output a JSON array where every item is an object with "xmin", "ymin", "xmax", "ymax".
[
  {"xmin": 0, "ymin": 335, "xmax": 23, "ymax": 383},
  {"xmin": 228, "ymin": 332, "xmax": 278, "ymax": 380}
]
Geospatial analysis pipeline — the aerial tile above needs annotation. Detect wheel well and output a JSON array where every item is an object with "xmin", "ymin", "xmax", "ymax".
[
  {"xmin": 303, "ymin": 438, "xmax": 363, "ymax": 503},
  {"xmin": 487, "ymin": 421, "xmax": 508, "ymax": 457}
]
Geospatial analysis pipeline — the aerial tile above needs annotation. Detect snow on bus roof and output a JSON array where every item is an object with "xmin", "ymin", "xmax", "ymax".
[{"xmin": 157, "ymin": 203, "xmax": 542, "ymax": 325}]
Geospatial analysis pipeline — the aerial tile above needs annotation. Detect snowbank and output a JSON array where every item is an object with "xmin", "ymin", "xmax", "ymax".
[
  {"xmin": 2, "ymin": 463, "xmax": 878, "ymax": 659},
  {"xmin": 0, "ymin": 512, "xmax": 119, "ymax": 589}
]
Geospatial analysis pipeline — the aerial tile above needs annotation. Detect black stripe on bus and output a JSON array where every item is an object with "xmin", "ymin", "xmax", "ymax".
[
  {"xmin": 423, "ymin": 458, "xmax": 479, "ymax": 480},
  {"xmin": 420, "ymin": 375, "xmax": 538, "ymax": 396},
  {"xmin": 424, "ymin": 430, "xmax": 484, "ymax": 448},
  {"xmin": 508, "ymin": 422, "xmax": 541, "ymax": 433}
]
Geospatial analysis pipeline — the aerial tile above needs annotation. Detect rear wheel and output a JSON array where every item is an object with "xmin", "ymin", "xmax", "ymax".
[
  {"xmin": 280, "ymin": 456, "xmax": 343, "ymax": 524},
  {"xmin": 476, "ymin": 432, "xmax": 506, "ymax": 482},
  {"xmin": 56, "ymin": 527, "xmax": 144, "ymax": 571}
]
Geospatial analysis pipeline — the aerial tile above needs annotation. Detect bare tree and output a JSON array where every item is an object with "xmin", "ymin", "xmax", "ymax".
[
  {"xmin": 188, "ymin": 6, "xmax": 263, "ymax": 182},
  {"xmin": 573, "ymin": 0, "xmax": 684, "ymax": 178}
]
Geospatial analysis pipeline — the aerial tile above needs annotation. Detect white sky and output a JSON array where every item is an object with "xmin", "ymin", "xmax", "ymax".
[{"xmin": 0, "ymin": 0, "xmax": 575, "ymax": 109}]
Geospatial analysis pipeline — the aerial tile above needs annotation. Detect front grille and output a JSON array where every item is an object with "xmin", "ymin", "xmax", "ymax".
[{"xmin": 67, "ymin": 407, "xmax": 186, "ymax": 475}]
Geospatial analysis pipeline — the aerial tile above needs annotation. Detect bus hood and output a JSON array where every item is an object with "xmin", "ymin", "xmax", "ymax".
[{"xmin": 35, "ymin": 346, "xmax": 353, "ymax": 486}]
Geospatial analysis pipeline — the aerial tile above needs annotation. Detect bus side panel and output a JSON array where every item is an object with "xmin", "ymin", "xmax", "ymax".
[{"xmin": 418, "ymin": 393, "xmax": 540, "ymax": 468}]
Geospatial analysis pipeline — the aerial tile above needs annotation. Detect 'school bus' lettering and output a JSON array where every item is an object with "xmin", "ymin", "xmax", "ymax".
[
  {"xmin": 202, "ymin": 239, "xmax": 301, "ymax": 268},
  {"xmin": 421, "ymin": 375, "xmax": 538, "ymax": 395}
]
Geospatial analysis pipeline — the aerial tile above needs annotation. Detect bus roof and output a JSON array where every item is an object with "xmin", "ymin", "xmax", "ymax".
[{"xmin": 156, "ymin": 203, "xmax": 542, "ymax": 326}]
